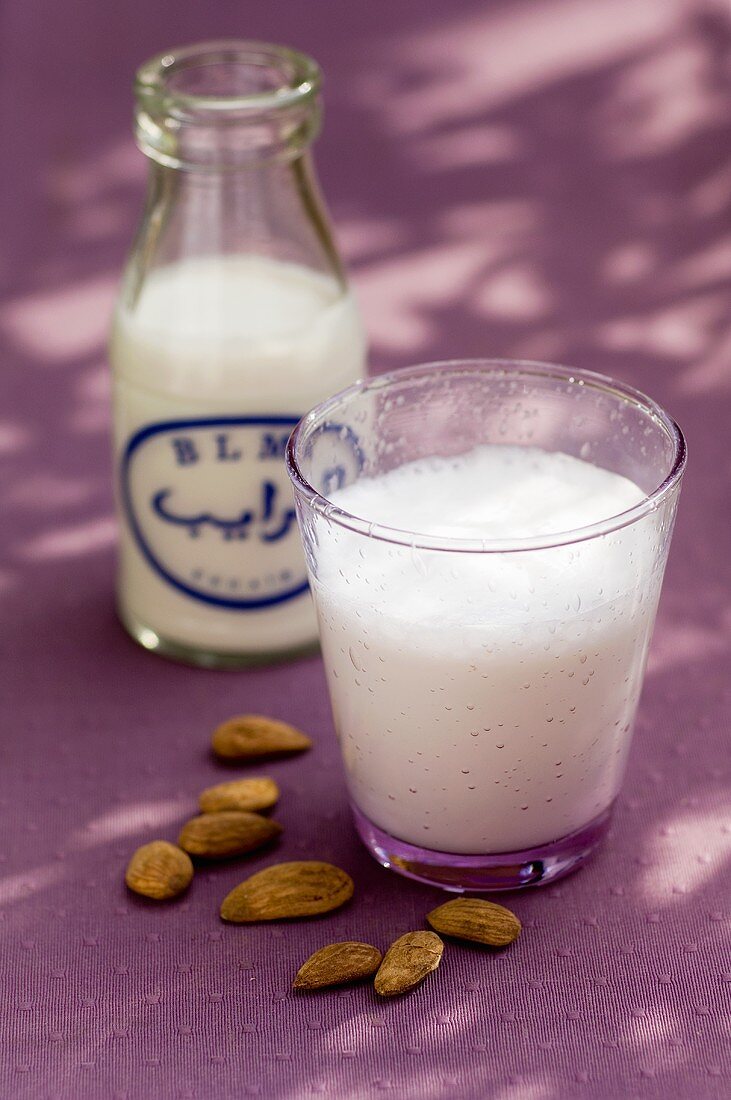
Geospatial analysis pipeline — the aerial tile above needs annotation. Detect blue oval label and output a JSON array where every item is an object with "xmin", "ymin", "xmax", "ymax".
[{"xmin": 120, "ymin": 417, "xmax": 308, "ymax": 610}]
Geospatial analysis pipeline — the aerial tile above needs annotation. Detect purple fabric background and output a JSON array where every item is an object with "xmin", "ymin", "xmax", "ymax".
[{"xmin": 1, "ymin": 1, "xmax": 730, "ymax": 1097}]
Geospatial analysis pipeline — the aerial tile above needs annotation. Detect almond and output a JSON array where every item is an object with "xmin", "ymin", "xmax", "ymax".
[
  {"xmin": 212, "ymin": 715, "xmax": 312, "ymax": 762},
  {"xmin": 293, "ymin": 942, "xmax": 382, "ymax": 990},
  {"xmin": 198, "ymin": 777, "xmax": 279, "ymax": 814},
  {"xmin": 426, "ymin": 897, "xmax": 521, "ymax": 947},
  {"xmin": 220, "ymin": 861, "xmax": 354, "ymax": 922},
  {"xmin": 178, "ymin": 811, "xmax": 281, "ymax": 859},
  {"xmin": 374, "ymin": 931, "xmax": 443, "ymax": 996},
  {"xmin": 125, "ymin": 841, "xmax": 193, "ymax": 900}
]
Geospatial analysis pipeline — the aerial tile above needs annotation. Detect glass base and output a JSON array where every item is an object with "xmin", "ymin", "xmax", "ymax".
[
  {"xmin": 351, "ymin": 803, "xmax": 614, "ymax": 892},
  {"xmin": 118, "ymin": 605, "xmax": 320, "ymax": 670}
]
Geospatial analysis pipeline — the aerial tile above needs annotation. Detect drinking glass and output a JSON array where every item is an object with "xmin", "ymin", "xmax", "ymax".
[{"xmin": 287, "ymin": 361, "xmax": 686, "ymax": 890}]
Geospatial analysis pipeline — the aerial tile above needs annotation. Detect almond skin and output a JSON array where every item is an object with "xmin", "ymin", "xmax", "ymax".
[
  {"xmin": 374, "ymin": 931, "xmax": 443, "ymax": 996},
  {"xmin": 221, "ymin": 861, "xmax": 354, "ymax": 922},
  {"xmin": 198, "ymin": 777, "xmax": 279, "ymax": 814},
  {"xmin": 125, "ymin": 841, "xmax": 193, "ymax": 900},
  {"xmin": 293, "ymin": 942, "xmax": 382, "ymax": 990},
  {"xmin": 212, "ymin": 715, "xmax": 312, "ymax": 762},
  {"xmin": 426, "ymin": 897, "xmax": 522, "ymax": 947},
  {"xmin": 178, "ymin": 811, "xmax": 281, "ymax": 859}
]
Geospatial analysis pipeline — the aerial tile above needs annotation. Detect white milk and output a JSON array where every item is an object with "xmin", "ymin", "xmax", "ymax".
[
  {"xmin": 110, "ymin": 255, "xmax": 365, "ymax": 656},
  {"xmin": 314, "ymin": 446, "xmax": 661, "ymax": 854}
]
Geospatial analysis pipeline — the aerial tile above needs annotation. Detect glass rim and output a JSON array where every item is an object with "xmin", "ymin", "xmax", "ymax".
[
  {"xmin": 286, "ymin": 359, "xmax": 687, "ymax": 554},
  {"xmin": 135, "ymin": 39, "xmax": 321, "ymax": 116}
]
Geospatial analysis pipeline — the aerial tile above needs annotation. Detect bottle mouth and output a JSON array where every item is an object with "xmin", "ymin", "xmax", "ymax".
[
  {"xmin": 134, "ymin": 40, "xmax": 321, "ymax": 167},
  {"xmin": 136, "ymin": 40, "xmax": 320, "ymax": 116}
]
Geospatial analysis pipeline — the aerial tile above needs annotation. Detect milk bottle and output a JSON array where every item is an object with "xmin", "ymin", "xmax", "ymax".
[{"xmin": 109, "ymin": 42, "xmax": 365, "ymax": 666}]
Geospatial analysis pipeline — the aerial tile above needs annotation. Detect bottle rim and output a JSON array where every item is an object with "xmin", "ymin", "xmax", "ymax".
[{"xmin": 135, "ymin": 40, "xmax": 321, "ymax": 118}]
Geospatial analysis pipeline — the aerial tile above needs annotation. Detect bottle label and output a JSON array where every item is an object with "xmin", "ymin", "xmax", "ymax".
[{"xmin": 120, "ymin": 417, "xmax": 308, "ymax": 609}]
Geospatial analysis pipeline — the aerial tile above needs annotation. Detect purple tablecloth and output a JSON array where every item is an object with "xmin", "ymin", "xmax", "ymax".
[{"xmin": 1, "ymin": 2, "xmax": 730, "ymax": 1097}]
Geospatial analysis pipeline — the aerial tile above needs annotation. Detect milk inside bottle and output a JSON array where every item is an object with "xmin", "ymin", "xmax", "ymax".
[{"xmin": 110, "ymin": 43, "xmax": 366, "ymax": 665}]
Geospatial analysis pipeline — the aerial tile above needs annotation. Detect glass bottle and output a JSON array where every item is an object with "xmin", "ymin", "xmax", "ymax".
[{"xmin": 110, "ymin": 41, "xmax": 366, "ymax": 667}]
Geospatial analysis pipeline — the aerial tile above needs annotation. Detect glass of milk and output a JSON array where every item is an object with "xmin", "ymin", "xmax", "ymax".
[
  {"xmin": 287, "ymin": 361, "xmax": 686, "ymax": 890},
  {"xmin": 110, "ymin": 42, "xmax": 365, "ymax": 667}
]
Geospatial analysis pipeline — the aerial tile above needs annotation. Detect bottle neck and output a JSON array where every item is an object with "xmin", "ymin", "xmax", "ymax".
[
  {"xmin": 123, "ymin": 42, "xmax": 346, "ymax": 309},
  {"xmin": 121, "ymin": 150, "xmax": 345, "ymax": 313}
]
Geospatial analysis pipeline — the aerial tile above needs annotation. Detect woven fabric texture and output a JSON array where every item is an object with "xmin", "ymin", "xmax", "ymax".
[{"xmin": 1, "ymin": 1, "xmax": 729, "ymax": 1097}]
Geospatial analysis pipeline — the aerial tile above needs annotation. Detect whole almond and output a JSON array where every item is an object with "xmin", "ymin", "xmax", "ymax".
[
  {"xmin": 374, "ymin": 931, "xmax": 443, "ymax": 996},
  {"xmin": 212, "ymin": 715, "xmax": 312, "ymax": 762},
  {"xmin": 198, "ymin": 777, "xmax": 279, "ymax": 814},
  {"xmin": 221, "ymin": 861, "xmax": 354, "ymax": 922},
  {"xmin": 125, "ymin": 840, "xmax": 193, "ymax": 900},
  {"xmin": 427, "ymin": 897, "xmax": 522, "ymax": 947},
  {"xmin": 178, "ymin": 811, "xmax": 281, "ymax": 859},
  {"xmin": 293, "ymin": 942, "xmax": 382, "ymax": 990}
]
